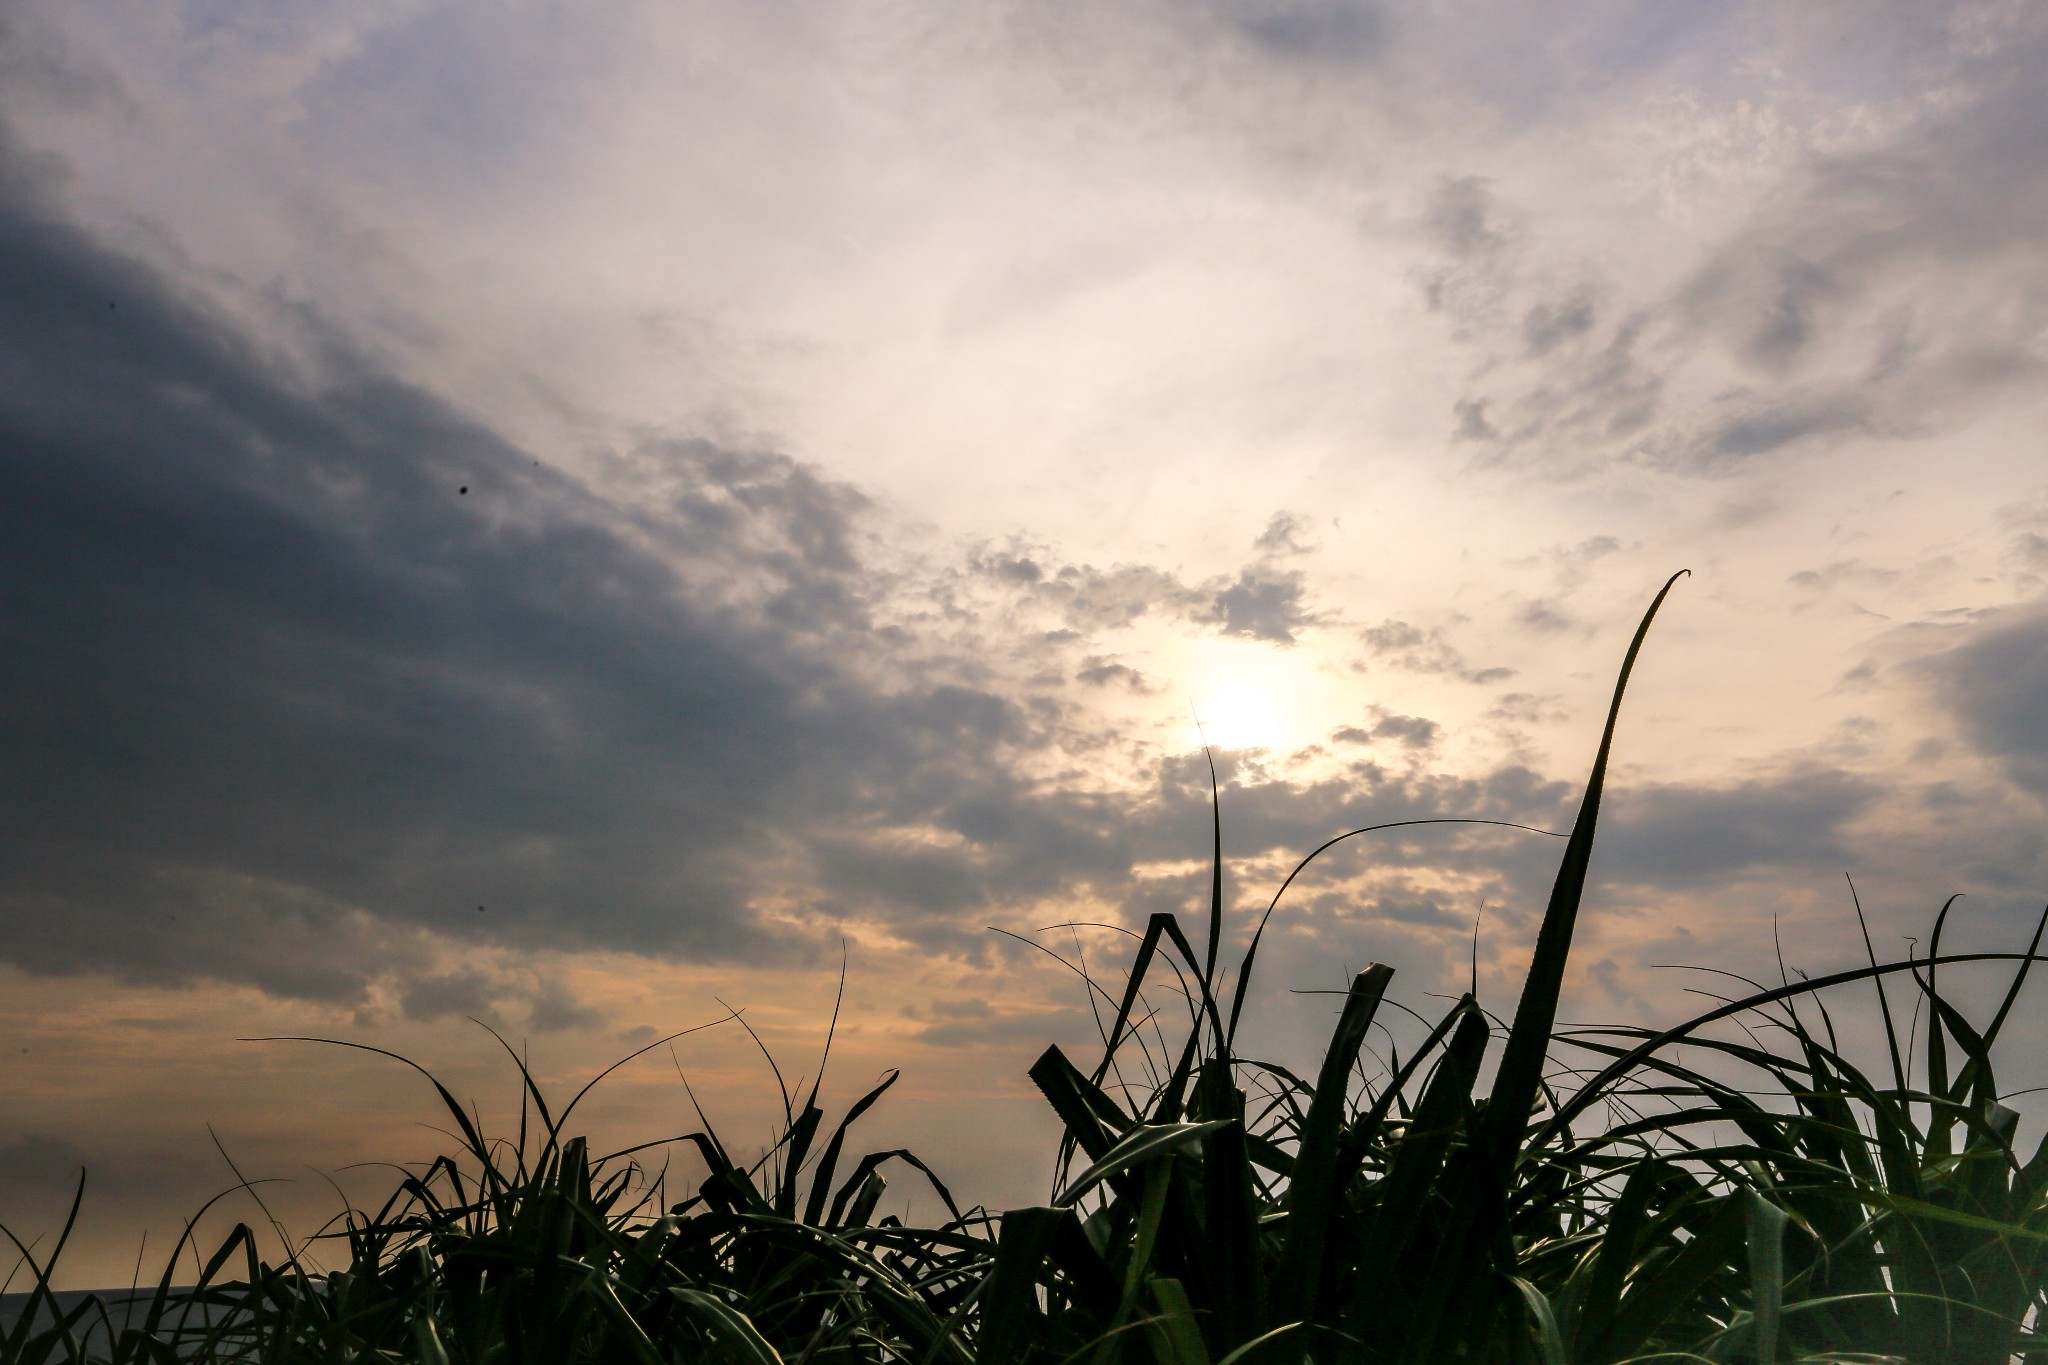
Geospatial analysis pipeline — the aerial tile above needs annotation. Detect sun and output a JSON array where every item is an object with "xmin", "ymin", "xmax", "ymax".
[
  {"xmin": 1168, "ymin": 633, "xmax": 1337, "ymax": 754},
  {"xmin": 1189, "ymin": 677, "xmax": 1286, "ymax": 752}
]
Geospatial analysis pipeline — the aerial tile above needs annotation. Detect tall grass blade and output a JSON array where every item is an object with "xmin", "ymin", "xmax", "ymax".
[
  {"xmin": 979, "ymin": 1208, "xmax": 1068, "ymax": 1365},
  {"xmin": 1744, "ymin": 1191, "xmax": 1788, "ymax": 1364},
  {"xmin": 1196, "ymin": 1059, "xmax": 1263, "ymax": 1349},
  {"xmin": 1146, "ymin": 1276, "xmax": 1212, "ymax": 1365},
  {"xmin": 1482, "ymin": 569, "xmax": 1687, "ymax": 1170},
  {"xmin": 802, "ymin": 1068, "xmax": 901, "ymax": 1225},
  {"xmin": 1273, "ymin": 966, "xmax": 1393, "ymax": 1331}
]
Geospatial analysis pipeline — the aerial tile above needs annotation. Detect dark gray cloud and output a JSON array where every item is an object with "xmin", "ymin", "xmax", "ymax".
[
  {"xmin": 0, "ymin": 133, "xmax": 1070, "ymax": 997},
  {"xmin": 1075, "ymin": 656, "xmax": 1154, "ymax": 692},
  {"xmin": 0, "ymin": 1133, "xmax": 89, "ymax": 1192},
  {"xmin": 1917, "ymin": 605, "xmax": 2048, "ymax": 800},
  {"xmin": 1356, "ymin": 619, "xmax": 1512, "ymax": 683},
  {"xmin": 1595, "ymin": 768, "xmax": 1878, "ymax": 888},
  {"xmin": 1999, "ymin": 499, "xmax": 2048, "ymax": 586},
  {"xmin": 1451, "ymin": 398, "xmax": 1496, "ymax": 442},
  {"xmin": 1436, "ymin": 286, "xmax": 1664, "ymax": 470},
  {"xmin": 1367, "ymin": 713, "xmax": 1440, "ymax": 750},
  {"xmin": 1330, "ymin": 711, "xmax": 1439, "ymax": 752},
  {"xmin": 1206, "ymin": 0, "xmax": 1385, "ymax": 62},
  {"xmin": 976, "ymin": 517, "xmax": 1324, "ymax": 645},
  {"xmin": 1688, "ymin": 392, "xmax": 1869, "ymax": 466},
  {"xmin": 1424, "ymin": 176, "xmax": 1506, "ymax": 260},
  {"xmin": 398, "ymin": 969, "xmax": 504, "ymax": 1025},
  {"xmin": 1522, "ymin": 291, "xmax": 1596, "ymax": 356},
  {"xmin": 1788, "ymin": 559, "xmax": 1901, "ymax": 594},
  {"xmin": 1487, "ymin": 693, "xmax": 1565, "ymax": 727},
  {"xmin": 1252, "ymin": 511, "xmax": 1313, "ymax": 556},
  {"xmin": 1513, "ymin": 598, "xmax": 1576, "ymax": 634},
  {"xmin": 1196, "ymin": 565, "xmax": 1316, "ymax": 643},
  {"xmin": 0, "ymin": 151, "xmax": 1465, "ymax": 1000},
  {"xmin": 976, "ymin": 554, "xmax": 1201, "ymax": 632}
]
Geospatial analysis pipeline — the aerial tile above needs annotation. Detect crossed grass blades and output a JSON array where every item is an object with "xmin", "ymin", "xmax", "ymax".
[{"xmin": 9, "ymin": 573, "xmax": 2048, "ymax": 1363}]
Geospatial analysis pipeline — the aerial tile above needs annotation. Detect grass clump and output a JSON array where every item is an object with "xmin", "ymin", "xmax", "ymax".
[
  {"xmin": 5, "ymin": 1010, "xmax": 986, "ymax": 1365},
  {"xmin": 11, "ymin": 572, "xmax": 2048, "ymax": 1363}
]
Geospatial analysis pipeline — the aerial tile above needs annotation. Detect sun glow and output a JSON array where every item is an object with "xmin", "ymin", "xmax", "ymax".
[
  {"xmin": 1179, "ymin": 633, "xmax": 1319, "ymax": 752},
  {"xmin": 1190, "ymin": 679, "xmax": 1286, "ymax": 751}
]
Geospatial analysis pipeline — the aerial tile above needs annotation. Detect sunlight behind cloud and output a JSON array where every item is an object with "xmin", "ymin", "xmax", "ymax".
[
  {"xmin": 1190, "ymin": 678, "xmax": 1284, "ymax": 751},
  {"xmin": 1178, "ymin": 635, "xmax": 1326, "ymax": 753}
]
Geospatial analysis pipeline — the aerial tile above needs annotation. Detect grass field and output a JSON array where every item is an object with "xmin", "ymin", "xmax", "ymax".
[{"xmin": 9, "ymin": 574, "xmax": 2048, "ymax": 1364}]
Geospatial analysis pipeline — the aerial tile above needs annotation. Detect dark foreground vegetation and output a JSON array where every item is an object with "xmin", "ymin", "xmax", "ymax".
[{"xmin": 10, "ymin": 574, "xmax": 2048, "ymax": 1364}]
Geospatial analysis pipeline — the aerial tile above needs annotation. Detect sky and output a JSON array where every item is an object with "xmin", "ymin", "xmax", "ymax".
[{"xmin": 5, "ymin": 0, "xmax": 2048, "ymax": 1288}]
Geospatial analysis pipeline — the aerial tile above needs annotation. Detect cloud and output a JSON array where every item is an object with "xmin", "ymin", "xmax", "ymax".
[
  {"xmin": 527, "ymin": 975, "xmax": 608, "ymax": 1032},
  {"xmin": 1433, "ymin": 281, "xmax": 1665, "ymax": 471},
  {"xmin": 1192, "ymin": 514, "xmax": 1326, "ymax": 643},
  {"xmin": 1417, "ymin": 8, "xmax": 2048, "ymax": 477},
  {"xmin": 1252, "ymin": 511, "xmax": 1314, "ymax": 556},
  {"xmin": 1205, "ymin": 0, "xmax": 1385, "ymax": 63},
  {"xmin": 5, "ymin": 0, "xmax": 2047, "ymax": 1291},
  {"xmin": 1916, "ymin": 605, "xmax": 2048, "ymax": 800},
  {"xmin": 387, "ymin": 959, "xmax": 607, "ymax": 1037},
  {"xmin": 1716, "ymin": 26, "xmax": 2048, "ymax": 414},
  {"xmin": 977, "ymin": 514, "xmax": 1325, "ymax": 645},
  {"xmin": 399, "ymin": 969, "xmax": 504, "ymax": 1026},
  {"xmin": 1993, "ymin": 494, "xmax": 2048, "ymax": 591},
  {"xmin": 1788, "ymin": 559, "xmax": 1902, "ymax": 594},
  {"xmin": 1487, "ymin": 693, "xmax": 1565, "ymax": 727},
  {"xmin": 1368, "ymin": 713, "xmax": 1440, "ymax": 751},
  {"xmin": 1595, "ymin": 768, "xmax": 1879, "ymax": 888},
  {"xmin": 0, "ymin": 137, "xmax": 1104, "ymax": 995},
  {"xmin": 1196, "ymin": 565, "xmax": 1316, "ymax": 643},
  {"xmin": 1424, "ymin": 176, "xmax": 1508, "ymax": 260},
  {"xmin": 1330, "ymin": 711, "xmax": 1440, "ymax": 752},
  {"xmin": 1357, "ymin": 619, "xmax": 1512, "ymax": 683},
  {"xmin": 0, "ymin": 1133, "xmax": 90, "ymax": 1193},
  {"xmin": 3, "ymin": 160, "xmax": 1553, "ymax": 1003},
  {"xmin": 1522, "ymin": 290, "xmax": 1597, "ymax": 356},
  {"xmin": 1075, "ymin": 657, "xmax": 1154, "ymax": 693},
  {"xmin": 0, "ymin": 9, "xmax": 127, "ymax": 118},
  {"xmin": 1513, "ymin": 598, "xmax": 1576, "ymax": 634},
  {"xmin": 976, "ymin": 555, "xmax": 1201, "ymax": 632}
]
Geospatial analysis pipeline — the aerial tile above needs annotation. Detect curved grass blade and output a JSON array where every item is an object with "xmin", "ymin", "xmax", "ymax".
[
  {"xmin": 672, "ymin": 1286, "xmax": 789, "ymax": 1365},
  {"xmin": 1053, "ymin": 1122, "xmax": 1231, "ymax": 1209}
]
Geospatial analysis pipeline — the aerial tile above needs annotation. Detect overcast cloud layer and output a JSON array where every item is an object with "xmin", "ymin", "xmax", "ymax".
[{"xmin": 5, "ymin": 0, "xmax": 2048, "ymax": 1287}]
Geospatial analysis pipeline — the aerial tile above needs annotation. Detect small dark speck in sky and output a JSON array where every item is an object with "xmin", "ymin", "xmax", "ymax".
[{"xmin": 459, "ymin": 486, "xmax": 468, "ymax": 495}]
